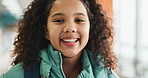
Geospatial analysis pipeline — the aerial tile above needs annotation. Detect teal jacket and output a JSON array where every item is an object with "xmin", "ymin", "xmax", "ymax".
[{"xmin": 0, "ymin": 44, "xmax": 119, "ymax": 78}]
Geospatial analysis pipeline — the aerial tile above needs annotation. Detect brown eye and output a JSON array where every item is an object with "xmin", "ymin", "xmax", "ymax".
[
  {"xmin": 53, "ymin": 19, "xmax": 64, "ymax": 23},
  {"xmin": 75, "ymin": 19, "xmax": 84, "ymax": 23}
]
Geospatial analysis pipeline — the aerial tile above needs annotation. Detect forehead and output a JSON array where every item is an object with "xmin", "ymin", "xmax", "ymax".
[{"xmin": 49, "ymin": 0, "xmax": 87, "ymax": 15}]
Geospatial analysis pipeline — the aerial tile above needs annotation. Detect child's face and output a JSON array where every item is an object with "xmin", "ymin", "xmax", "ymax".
[{"xmin": 46, "ymin": 0, "xmax": 90, "ymax": 57}]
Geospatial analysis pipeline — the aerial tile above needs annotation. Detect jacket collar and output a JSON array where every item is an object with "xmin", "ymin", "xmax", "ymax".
[
  {"xmin": 40, "ymin": 44, "xmax": 64, "ymax": 77},
  {"xmin": 39, "ymin": 44, "xmax": 100, "ymax": 77}
]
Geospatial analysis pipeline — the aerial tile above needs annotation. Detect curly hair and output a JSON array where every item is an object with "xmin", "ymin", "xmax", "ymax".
[{"xmin": 12, "ymin": 0, "xmax": 117, "ymax": 71}]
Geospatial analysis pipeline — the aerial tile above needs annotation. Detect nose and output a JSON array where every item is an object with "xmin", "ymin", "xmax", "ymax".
[{"xmin": 63, "ymin": 24, "xmax": 77, "ymax": 33}]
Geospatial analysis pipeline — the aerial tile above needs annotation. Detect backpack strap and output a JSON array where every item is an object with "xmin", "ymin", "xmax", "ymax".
[{"xmin": 24, "ymin": 63, "xmax": 40, "ymax": 78}]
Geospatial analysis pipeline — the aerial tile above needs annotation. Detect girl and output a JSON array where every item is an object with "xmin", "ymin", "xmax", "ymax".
[{"xmin": 0, "ymin": 0, "xmax": 119, "ymax": 78}]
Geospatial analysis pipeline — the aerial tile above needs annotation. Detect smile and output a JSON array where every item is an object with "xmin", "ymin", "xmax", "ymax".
[
  {"xmin": 60, "ymin": 38, "xmax": 80, "ymax": 47},
  {"xmin": 61, "ymin": 39, "xmax": 79, "ymax": 42}
]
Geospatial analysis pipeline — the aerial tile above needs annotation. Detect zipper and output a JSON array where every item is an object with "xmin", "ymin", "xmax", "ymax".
[{"xmin": 59, "ymin": 53, "xmax": 66, "ymax": 78}]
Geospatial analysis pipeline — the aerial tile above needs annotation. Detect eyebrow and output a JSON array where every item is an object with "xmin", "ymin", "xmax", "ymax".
[
  {"xmin": 52, "ymin": 13, "xmax": 86, "ymax": 18},
  {"xmin": 52, "ymin": 13, "xmax": 64, "ymax": 18},
  {"xmin": 74, "ymin": 13, "xmax": 86, "ymax": 17}
]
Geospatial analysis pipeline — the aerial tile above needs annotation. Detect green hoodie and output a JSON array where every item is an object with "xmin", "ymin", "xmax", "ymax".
[{"xmin": 0, "ymin": 44, "xmax": 119, "ymax": 78}]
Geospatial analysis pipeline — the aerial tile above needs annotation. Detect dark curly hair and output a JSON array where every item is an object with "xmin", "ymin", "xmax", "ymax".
[{"xmin": 12, "ymin": 0, "xmax": 117, "ymax": 72}]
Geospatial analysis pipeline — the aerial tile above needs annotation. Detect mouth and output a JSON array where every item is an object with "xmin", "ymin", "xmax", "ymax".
[
  {"xmin": 61, "ymin": 38, "xmax": 80, "ymax": 42},
  {"xmin": 60, "ymin": 38, "xmax": 80, "ymax": 46}
]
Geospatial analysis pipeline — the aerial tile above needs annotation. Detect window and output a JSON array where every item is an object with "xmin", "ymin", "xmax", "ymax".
[{"xmin": 113, "ymin": 0, "xmax": 148, "ymax": 77}]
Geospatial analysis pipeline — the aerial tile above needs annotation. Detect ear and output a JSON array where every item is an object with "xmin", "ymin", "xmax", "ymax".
[
  {"xmin": 44, "ymin": 25, "xmax": 50, "ymax": 40},
  {"xmin": 45, "ymin": 32, "xmax": 50, "ymax": 40}
]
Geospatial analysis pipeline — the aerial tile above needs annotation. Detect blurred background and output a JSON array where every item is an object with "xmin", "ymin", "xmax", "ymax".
[{"xmin": 0, "ymin": 0, "xmax": 148, "ymax": 78}]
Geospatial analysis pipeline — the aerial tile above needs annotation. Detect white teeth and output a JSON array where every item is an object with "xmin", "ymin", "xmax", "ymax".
[{"xmin": 62, "ymin": 39, "xmax": 78, "ymax": 42}]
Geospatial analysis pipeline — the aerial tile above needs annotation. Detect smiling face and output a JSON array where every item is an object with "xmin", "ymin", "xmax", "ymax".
[{"xmin": 46, "ymin": 0, "xmax": 90, "ymax": 57}]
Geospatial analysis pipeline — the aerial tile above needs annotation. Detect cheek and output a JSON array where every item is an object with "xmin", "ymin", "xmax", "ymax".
[
  {"xmin": 48, "ymin": 32, "xmax": 60, "ymax": 49},
  {"xmin": 47, "ymin": 26, "xmax": 61, "ymax": 47},
  {"xmin": 47, "ymin": 24, "xmax": 61, "ymax": 40},
  {"xmin": 81, "ymin": 24, "xmax": 90, "ymax": 37},
  {"xmin": 48, "ymin": 30, "xmax": 59, "ymax": 42},
  {"xmin": 79, "ymin": 25, "xmax": 90, "ymax": 42},
  {"xmin": 84, "ymin": 25, "xmax": 90, "ymax": 42}
]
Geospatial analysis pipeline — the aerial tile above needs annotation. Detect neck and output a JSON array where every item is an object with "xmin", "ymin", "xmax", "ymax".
[
  {"xmin": 62, "ymin": 52, "xmax": 83, "ymax": 78},
  {"xmin": 62, "ymin": 55, "xmax": 82, "ymax": 68}
]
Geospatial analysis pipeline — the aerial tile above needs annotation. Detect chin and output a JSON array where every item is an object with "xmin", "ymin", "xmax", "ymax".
[
  {"xmin": 62, "ymin": 55, "xmax": 74, "ymax": 58},
  {"xmin": 62, "ymin": 53, "xmax": 77, "ymax": 58},
  {"xmin": 61, "ymin": 51, "xmax": 82, "ymax": 59}
]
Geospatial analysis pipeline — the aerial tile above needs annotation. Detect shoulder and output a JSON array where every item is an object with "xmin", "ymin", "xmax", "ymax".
[
  {"xmin": 109, "ymin": 70, "xmax": 120, "ymax": 78},
  {"xmin": 85, "ymin": 49, "xmax": 119, "ymax": 78},
  {"xmin": 92, "ymin": 66, "xmax": 119, "ymax": 78},
  {"xmin": 0, "ymin": 63, "xmax": 24, "ymax": 78},
  {"xmin": 94, "ymin": 67, "xmax": 120, "ymax": 78}
]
